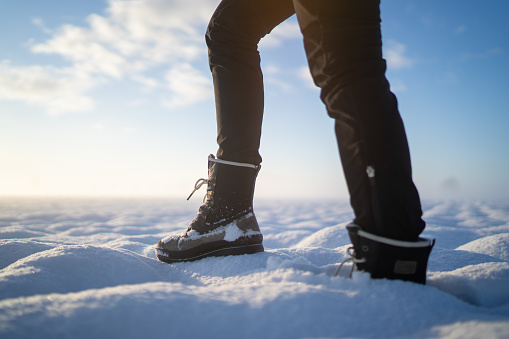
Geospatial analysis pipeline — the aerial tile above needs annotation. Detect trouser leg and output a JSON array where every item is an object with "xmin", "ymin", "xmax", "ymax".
[
  {"xmin": 206, "ymin": 0, "xmax": 294, "ymax": 165},
  {"xmin": 293, "ymin": 0, "xmax": 425, "ymax": 240}
]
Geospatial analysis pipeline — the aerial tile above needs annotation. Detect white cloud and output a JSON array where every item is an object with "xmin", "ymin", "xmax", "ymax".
[
  {"xmin": 29, "ymin": 0, "xmax": 215, "ymax": 79},
  {"xmin": 384, "ymin": 40, "xmax": 414, "ymax": 70},
  {"xmin": 3, "ymin": 0, "xmax": 220, "ymax": 115},
  {"xmin": 31, "ymin": 18, "xmax": 53, "ymax": 34},
  {"xmin": 3, "ymin": 1, "xmax": 312, "ymax": 115},
  {"xmin": 32, "ymin": 25, "xmax": 136, "ymax": 79},
  {"xmin": 163, "ymin": 63, "xmax": 212, "ymax": 108},
  {"xmin": 262, "ymin": 65, "xmax": 318, "ymax": 94},
  {"xmin": 0, "ymin": 61, "xmax": 96, "ymax": 115},
  {"xmin": 260, "ymin": 21, "xmax": 301, "ymax": 48},
  {"xmin": 265, "ymin": 77, "xmax": 294, "ymax": 93},
  {"xmin": 389, "ymin": 79, "xmax": 408, "ymax": 93},
  {"xmin": 132, "ymin": 75, "xmax": 160, "ymax": 92},
  {"xmin": 264, "ymin": 63, "xmax": 281, "ymax": 75},
  {"xmin": 297, "ymin": 66, "xmax": 316, "ymax": 89}
]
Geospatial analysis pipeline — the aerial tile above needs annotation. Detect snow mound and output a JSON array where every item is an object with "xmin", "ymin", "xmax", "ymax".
[
  {"xmin": 457, "ymin": 233, "xmax": 509, "ymax": 262},
  {"xmin": 0, "ymin": 244, "xmax": 165, "ymax": 300},
  {"xmin": 0, "ymin": 278, "xmax": 468, "ymax": 339},
  {"xmin": 427, "ymin": 247, "xmax": 505, "ymax": 273},
  {"xmin": 427, "ymin": 232, "xmax": 509, "ymax": 308},
  {"xmin": 0, "ymin": 240, "xmax": 56, "ymax": 269},
  {"xmin": 429, "ymin": 262, "xmax": 509, "ymax": 308},
  {"xmin": 293, "ymin": 223, "xmax": 351, "ymax": 248}
]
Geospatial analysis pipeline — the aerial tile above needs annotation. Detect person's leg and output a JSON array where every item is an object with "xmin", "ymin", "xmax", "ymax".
[
  {"xmin": 294, "ymin": 0, "xmax": 433, "ymax": 283},
  {"xmin": 293, "ymin": 0, "xmax": 425, "ymax": 241},
  {"xmin": 206, "ymin": 0, "xmax": 294, "ymax": 166},
  {"xmin": 156, "ymin": 0, "xmax": 295, "ymax": 264}
]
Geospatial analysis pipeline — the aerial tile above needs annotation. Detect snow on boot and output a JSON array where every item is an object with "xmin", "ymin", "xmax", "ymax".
[
  {"xmin": 345, "ymin": 223, "xmax": 434, "ymax": 284},
  {"xmin": 155, "ymin": 154, "xmax": 263, "ymax": 263}
]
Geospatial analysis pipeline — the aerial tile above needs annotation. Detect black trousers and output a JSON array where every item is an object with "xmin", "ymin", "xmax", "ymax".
[{"xmin": 206, "ymin": 0, "xmax": 425, "ymax": 241}]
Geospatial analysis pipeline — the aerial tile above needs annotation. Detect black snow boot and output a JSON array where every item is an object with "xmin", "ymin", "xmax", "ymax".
[
  {"xmin": 155, "ymin": 154, "xmax": 264, "ymax": 263},
  {"xmin": 345, "ymin": 223, "xmax": 434, "ymax": 284}
]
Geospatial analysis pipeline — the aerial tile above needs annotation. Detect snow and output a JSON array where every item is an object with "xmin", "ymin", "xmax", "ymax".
[{"xmin": 1, "ymin": 197, "xmax": 509, "ymax": 338}]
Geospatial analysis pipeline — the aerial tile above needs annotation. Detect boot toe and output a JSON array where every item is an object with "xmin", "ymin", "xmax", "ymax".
[{"xmin": 156, "ymin": 235, "xmax": 181, "ymax": 251}]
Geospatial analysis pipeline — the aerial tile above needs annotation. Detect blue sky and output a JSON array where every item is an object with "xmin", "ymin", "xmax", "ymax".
[{"xmin": 1, "ymin": 0, "xmax": 508, "ymax": 201}]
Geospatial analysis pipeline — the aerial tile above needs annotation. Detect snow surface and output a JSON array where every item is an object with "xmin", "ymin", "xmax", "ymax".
[{"xmin": 1, "ymin": 197, "xmax": 509, "ymax": 338}]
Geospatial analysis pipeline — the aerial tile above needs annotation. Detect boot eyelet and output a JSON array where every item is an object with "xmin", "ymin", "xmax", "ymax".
[{"xmin": 362, "ymin": 245, "xmax": 369, "ymax": 252}]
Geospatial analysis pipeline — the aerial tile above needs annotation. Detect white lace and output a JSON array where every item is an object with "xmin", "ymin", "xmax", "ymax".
[
  {"xmin": 187, "ymin": 178, "xmax": 209, "ymax": 201},
  {"xmin": 334, "ymin": 247, "xmax": 366, "ymax": 278}
]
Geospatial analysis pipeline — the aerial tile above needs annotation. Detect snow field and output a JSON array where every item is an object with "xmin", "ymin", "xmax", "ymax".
[{"xmin": 1, "ymin": 198, "xmax": 509, "ymax": 338}]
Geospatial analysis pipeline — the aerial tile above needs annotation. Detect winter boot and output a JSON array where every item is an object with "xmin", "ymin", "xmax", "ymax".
[
  {"xmin": 155, "ymin": 154, "xmax": 264, "ymax": 263},
  {"xmin": 345, "ymin": 223, "xmax": 434, "ymax": 284}
]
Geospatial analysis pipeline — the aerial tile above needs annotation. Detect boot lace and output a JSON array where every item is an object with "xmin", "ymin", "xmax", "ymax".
[
  {"xmin": 184, "ymin": 178, "xmax": 212, "ymax": 235},
  {"xmin": 187, "ymin": 178, "xmax": 209, "ymax": 202},
  {"xmin": 334, "ymin": 247, "xmax": 366, "ymax": 278}
]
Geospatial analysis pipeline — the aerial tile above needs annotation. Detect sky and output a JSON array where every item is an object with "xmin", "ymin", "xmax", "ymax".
[{"xmin": 0, "ymin": 0, "xmax": 508, "ymax": 201}]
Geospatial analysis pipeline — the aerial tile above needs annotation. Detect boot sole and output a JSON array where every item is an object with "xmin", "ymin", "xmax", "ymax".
[{"xmin": 155, "ymin": 235, "xmax": 264, "ymax": 264}]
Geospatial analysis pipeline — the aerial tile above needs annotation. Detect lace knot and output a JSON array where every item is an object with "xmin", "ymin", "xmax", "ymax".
[{"xmin": 187, "ymin": 178, "xmax": 209, "ymax": 201}]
